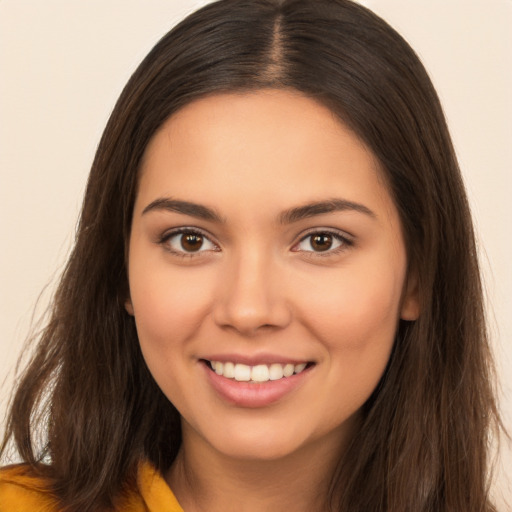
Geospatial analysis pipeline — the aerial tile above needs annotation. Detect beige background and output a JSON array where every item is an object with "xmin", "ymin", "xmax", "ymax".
[{"xmin": 0, "ymin": 0, "xmax": 510, "ymax": 507}]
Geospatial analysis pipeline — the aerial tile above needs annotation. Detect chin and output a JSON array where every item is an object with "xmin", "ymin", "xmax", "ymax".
[
  {"xmin": 186, "ymin": 412, "xmax": 349, "ymax": 464},
  {"xmin": 215, "ymin": 434, "xmax": 309, "ymax": 462}
]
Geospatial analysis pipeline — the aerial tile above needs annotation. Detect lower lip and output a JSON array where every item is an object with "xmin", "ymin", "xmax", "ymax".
[{"xmin": 203, "ymin": 363, "xmax": 312, "ymax": 408}]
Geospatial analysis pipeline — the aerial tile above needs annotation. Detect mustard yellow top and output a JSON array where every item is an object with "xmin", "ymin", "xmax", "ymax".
[{"xmin": 0, "ymin": 460, "xmax": 184, "ymax": 512}]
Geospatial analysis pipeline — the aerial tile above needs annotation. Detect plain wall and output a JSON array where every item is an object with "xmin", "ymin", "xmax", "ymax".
[{"xmin": 1, "ymin": 0, "xmax": 510, "ymax": 507}]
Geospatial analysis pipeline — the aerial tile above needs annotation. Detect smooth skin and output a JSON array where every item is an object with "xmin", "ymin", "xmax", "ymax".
[{"xmin": 126, "ymin": 89, "xmax": 419, "ymax": 512}]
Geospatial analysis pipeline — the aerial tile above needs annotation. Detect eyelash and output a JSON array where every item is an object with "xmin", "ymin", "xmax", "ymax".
[
  {"xmin": 158, "ymin": 228, "xmax": 353, "ymax": 258},
  {"xmin": 292, "ymin": 229, "xmax": 354, "ymax": 257},
  {"xmin": 158, "ymin": 227, "xmax": 220, "ymax": 258}
]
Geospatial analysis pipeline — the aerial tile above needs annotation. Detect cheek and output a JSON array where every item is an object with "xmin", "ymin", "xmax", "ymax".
[
  {"xmin": 128, "ymin": 266, "xmax": 217, "ymax": 409},
  {"xmin": 296, "ymin": 255, "xmax": 404, "ymax": 364},
  {"xmin": 128, "ymin": 261, "xmax": 214, "ymax": 358},
  {"xmin": 309, "ymin": 274, "xmax": 400, "ymax": 331},
  {"xmin": 301, "ymin": 265, "xmax": 403, "ymax": 423}
]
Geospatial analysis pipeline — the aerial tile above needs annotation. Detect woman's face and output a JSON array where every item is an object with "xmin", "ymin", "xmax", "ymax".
[{"xmin": 127, "ymin": 89, "xmax": 418, "ymax": 461}]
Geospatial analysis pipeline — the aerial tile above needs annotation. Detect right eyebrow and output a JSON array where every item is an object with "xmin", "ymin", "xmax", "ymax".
[
  {"xmin": 278, "ymin": 198, "xmax": 376, "ymax": 224},
  {"xmin": 141, "ymin": 198, "xmax": 224, "ymax": 223}
]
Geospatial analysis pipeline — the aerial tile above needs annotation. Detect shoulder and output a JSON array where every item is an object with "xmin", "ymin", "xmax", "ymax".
[
  {"xmin": 0, "ymin": 461, "xmax": 183, "ymax": 512},
  {"xmin": 0, "ymin": 464, "xmax": 60, "ymax": 512}
]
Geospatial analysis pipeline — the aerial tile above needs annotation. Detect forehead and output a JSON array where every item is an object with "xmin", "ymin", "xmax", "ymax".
[{"xmin": 136, "ymin": 89, "xmax": 395, "ymax": 222}]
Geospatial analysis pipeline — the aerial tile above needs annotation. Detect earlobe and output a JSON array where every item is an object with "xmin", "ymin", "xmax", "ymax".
[
  {"xmin": 400, "ymin": 272, "xmax": 420, "ymax": 321},
  {"xmin": 125, "ymin": 298, "xmax": 134, "ymax": 316}
]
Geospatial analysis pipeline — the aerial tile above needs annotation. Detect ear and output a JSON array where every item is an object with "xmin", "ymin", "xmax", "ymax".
[
  {"xmin": 400, "ymin": 271, "xmax": 420, "ymax": 321},
  {"xmin": 125, "ymin": 297, "xmax": 134, "ymax": 316}
]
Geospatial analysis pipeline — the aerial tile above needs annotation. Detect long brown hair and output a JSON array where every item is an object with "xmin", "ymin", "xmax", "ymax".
[{"xmin": 1, "ymin": 0, "xmax": 502, "ymax": 510}]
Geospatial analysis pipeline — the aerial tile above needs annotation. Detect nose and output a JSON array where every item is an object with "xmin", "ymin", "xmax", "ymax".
[{"xmin": 213, "ymin": 250, "xmax": 292, "ymax": 336}]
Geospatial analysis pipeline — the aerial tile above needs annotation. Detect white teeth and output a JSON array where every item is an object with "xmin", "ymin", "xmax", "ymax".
[
  {"xmin": 269, "ymin": 363, "xmax": 284, "ymax": 380},
  {"xmin": 234, "ymin": 363, "xmax": 251, "ymax": 381},
  {"xmin": 283, "ymin": 363, "xmax": 295, "ymax": 377},
  {"xmin": 294, "ymin": 363, "xmax": 307, "ymax": 373},
  {"xmin": 209, "ymin": 360, "xmax": 309, "ymax": 382},
  {"xmin": 223, "ymin": 361, "xmax": 235, "ymax": 379},
  {"xmin": 251, "ymin": 364, "xmax": 270, "ymax": 382}
]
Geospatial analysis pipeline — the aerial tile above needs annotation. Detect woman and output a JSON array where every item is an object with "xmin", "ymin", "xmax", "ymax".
[{"xmin": 0, "ymin": 0, "xmax": 503, "ymax": 510}]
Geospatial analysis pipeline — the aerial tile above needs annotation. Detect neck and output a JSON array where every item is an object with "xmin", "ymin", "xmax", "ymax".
[{"xmin": 166, "ymin": 422, "xmax": 355, "ymax": 512}]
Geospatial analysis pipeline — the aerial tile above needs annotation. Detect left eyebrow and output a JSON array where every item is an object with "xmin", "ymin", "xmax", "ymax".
[
  {"xmin": 279, "ymin": 199, "xmax": 376, "ymax": 224},
  {"xmin": 141, "ymin": 198, "xmax": 224, "ymax": 223}
]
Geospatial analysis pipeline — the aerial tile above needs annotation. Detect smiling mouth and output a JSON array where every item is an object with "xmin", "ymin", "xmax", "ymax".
[{"xmin": 203, "ymin": 360, "xmax": 314, "ymax": 383}]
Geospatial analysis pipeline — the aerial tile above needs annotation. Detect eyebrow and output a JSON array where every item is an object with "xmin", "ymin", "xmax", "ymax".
[
  {"xmin": 141, "ymin": 197, "xmax": 375, "ymax": 224},
  {"xmin": 142, "ymin": 198, "xmax": 224, "ymax": 223},
  {"xmin": 278, "ymin": 199, "xmax": 376, "ymax": 224}
]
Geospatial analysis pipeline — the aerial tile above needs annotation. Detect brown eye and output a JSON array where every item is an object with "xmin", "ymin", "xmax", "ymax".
[
  {"xmin": 294, "ymin": 231, "xmax": 348, "ymax": 254},
  {"xmin": 181, "ymin": 233, "xmax": 204, "ymax": 252},
  {"xmin": 164, "ymin": 229, "xmax": 217, "ymax": 254},
  {"xmin": 310, "ymin": 234, "xmax": 333, "ymax": 252}
]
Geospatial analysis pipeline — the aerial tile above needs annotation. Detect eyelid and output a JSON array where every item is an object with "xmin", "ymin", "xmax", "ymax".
[
  {"xmin": 291, "ymin": 228, "xmax": 354, "ymax": 254},
  {"xmin": 158, "ymin": 226, "xmax": 220, "ymax": 255}
]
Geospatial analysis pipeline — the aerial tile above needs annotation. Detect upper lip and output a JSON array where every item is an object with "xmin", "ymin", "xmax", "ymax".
[{"xmin": 201, "ymin": 353, "xmax": 313, "ymax": 366}]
